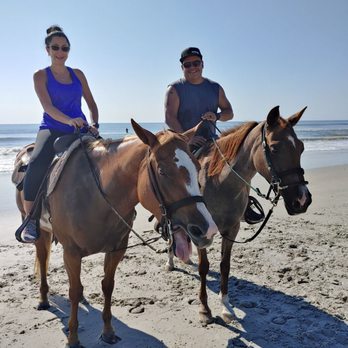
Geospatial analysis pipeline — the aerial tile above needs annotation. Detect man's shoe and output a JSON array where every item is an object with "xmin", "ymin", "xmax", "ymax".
[
  {"xmin": 244, "ymin": 196, "xmax": 265, "ymax": 224},
  {"xmin": 21, "ymin": 219, "xmax": 39, "ymax": 243}
]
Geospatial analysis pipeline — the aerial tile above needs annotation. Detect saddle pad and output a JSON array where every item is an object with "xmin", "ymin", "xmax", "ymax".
[
  {"xmin": 11, "ymin": 143, "xmax": 35, "ymax": 187},
  {"xmin": 46, "ymin": 135, "xmax": 95, "ymax": 196}
]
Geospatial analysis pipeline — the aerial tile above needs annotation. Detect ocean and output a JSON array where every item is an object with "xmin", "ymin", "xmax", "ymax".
[{"xmin": 1, "ymin": 120, "xmax": 348, "ymax": 173}]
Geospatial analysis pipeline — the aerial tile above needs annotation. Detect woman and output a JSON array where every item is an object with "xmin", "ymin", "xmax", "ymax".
[{"xmin": 20, "ymin": 25, "xmax": 99, "ymax": 243}]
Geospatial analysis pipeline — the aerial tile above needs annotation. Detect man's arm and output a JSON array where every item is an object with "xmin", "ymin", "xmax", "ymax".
[
  {"xmin": 217, "ymin": 86, "xmax": 233, "ymax": 121},
  {"xmin": 165, "ymin": 85, "xmax": 183, "ymax": 132}
]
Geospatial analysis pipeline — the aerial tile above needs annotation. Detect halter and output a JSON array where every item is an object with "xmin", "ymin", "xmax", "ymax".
[{"xmin": 146, "ymin": 148, "xmax": 206, "ymax": 246}]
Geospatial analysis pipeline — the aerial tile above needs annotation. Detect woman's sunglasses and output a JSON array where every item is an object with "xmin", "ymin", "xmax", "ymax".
[
  {"xmin": 50, "ymin": 45, "xmax": 70, "ymax": 52},
  {"xmin": 182, "ymin": 60, "xmax": 202, "ymax": 69}
]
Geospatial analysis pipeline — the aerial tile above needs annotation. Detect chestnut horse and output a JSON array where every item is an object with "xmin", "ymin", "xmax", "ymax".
[
  {"xmin": 167, "ymin": 106, "xmax": 312, "ymax": 323},
  {"xmin": 13, "ymin": 120, "xmax": 218, "ymax": 347}
]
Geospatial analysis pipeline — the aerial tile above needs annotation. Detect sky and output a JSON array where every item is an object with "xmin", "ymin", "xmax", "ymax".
[{"xmin": 0, "ymin": 0, "xmax": 347, "ymax": 124}]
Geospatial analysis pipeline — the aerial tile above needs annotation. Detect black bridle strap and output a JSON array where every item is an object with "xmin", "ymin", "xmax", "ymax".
[{"xmin": 166, "ymin": 196, "xmax": 205, "ymax": 216}]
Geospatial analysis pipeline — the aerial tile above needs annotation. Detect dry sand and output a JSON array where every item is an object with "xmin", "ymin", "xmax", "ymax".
[{"xmin": 0, "ymin": 165, "xmax": 347, "ymax": 347}]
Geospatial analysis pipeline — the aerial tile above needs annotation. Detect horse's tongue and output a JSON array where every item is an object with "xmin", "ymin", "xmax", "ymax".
[{"xmin": 173, "ymin": 230, "xmax": 192, "ymax": 262}]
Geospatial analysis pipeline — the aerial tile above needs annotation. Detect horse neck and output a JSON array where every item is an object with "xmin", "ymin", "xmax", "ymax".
[
  {"xmin": 94, "ymin": 139, "xmax": 146, "ymax": 205},
  {"xmin": 225, "ymin": 123, "xmax": 262, "ymax": 183}
]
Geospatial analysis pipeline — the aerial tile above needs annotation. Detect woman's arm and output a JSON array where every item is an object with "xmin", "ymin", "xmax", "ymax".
[
  {"xmin": 74, "ymin": 69, "xmax": 99, "ymax": 125},
  {"xmin": 33, "ymin": 69, "xmax": 86, "ymax": 128}
]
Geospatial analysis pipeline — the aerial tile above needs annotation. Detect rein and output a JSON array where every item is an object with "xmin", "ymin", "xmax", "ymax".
[{"xmin": 78, "ymin": 132, "xmax": 162, "ymax": 252}]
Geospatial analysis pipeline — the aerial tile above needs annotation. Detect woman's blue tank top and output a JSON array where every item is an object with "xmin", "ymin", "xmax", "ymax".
[{"xmin": 39, "ymin": 67, "xmax": 87, "ymax": 133}]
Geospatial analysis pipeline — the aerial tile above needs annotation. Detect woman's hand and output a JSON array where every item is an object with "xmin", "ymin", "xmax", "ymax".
[
  {"xmin": 67, "ymin": 117, "xmax": 87, "ymax": 129},
  {"xmin": 88, "ymin": 124, "xmax": 100, "ymax": 136}
]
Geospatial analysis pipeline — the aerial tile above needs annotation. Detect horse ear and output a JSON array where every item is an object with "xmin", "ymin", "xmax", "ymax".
[
  {"xmin": 131, "ymin": 119, "xmax": 159, "ymax": 148},
  {"xmin": 288, "ymin": 106, "xmax": 307, "ymax": 127},
  {"xmin": 266, "ymin": 106, "xmax": 280, "ymax": 127}
]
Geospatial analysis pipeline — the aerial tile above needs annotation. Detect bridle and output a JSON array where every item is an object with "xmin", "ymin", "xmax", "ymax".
[
  {"xmin": 146, "ymin": 148, "xmax": 205, "ymax": 246},
  {"xmin": 261, "ymin": 122, "xmax": 308, "ymax": 199}
]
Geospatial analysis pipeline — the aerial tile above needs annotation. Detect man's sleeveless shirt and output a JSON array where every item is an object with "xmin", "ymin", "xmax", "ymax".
[
  {"xmin": 39, "ymin": 67, "xmax": 87, "ymax": 133},
  {"xmin": 170, "ymin": 78, "xmax": 220, "ymax": 133}
]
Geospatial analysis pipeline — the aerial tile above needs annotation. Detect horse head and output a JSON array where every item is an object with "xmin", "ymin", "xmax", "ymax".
[
  {"xmin": 255, "ymin": 106, "xmax": 312, "ymax": 215},
  {"xmin": 131, "ymin": 119, "xmax": 218, "ymax": 254}
]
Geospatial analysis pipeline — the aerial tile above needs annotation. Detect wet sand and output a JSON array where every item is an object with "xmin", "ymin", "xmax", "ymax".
[{"xmin": 0, "ymin": 165, "xmax": 347, "ymax": 347}]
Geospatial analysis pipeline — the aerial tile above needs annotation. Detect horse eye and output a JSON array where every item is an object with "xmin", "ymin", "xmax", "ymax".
[
  {"xmin": 158, "ymin": 167, "xmax": 165, "ymax": 176},
  {"xmin": 270, "ymin": 146, "xmax": 279, "ymax": 154}
]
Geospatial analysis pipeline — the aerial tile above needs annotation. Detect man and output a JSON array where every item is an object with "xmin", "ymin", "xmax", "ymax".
[
  {"xmin": 165, "ymin": 47, "xmax": 233, "ymax": 149},
  {"xmin": 165, "ymin": 47, "xmax": 264, "ymax": 225}
]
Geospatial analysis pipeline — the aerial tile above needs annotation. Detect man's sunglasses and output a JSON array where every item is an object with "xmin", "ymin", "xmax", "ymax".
[
  {"xmin": 50, "ymin": 45, "xmax": 70, "ymax": 52},
  {"xmin": 182, "ymin": 60, "xmax": 202, "ymax": 69}
]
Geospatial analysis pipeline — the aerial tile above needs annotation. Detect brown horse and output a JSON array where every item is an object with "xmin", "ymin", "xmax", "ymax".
[
  {"xmin": 13, "ymin": 120, "xmax": 218, "ymax": 347},
  {"xmin": 166, "ymin": 106, "xmax": 312, "ymax": 323}
]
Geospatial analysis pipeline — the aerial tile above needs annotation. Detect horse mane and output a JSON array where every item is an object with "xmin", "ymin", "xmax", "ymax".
[
  {"xmin": 86, "ymin": 129, "xmax": 183, "ymax": 153},
  {"xmin": 208, "ymin": 121, "xmax": 259, "ymax": 177}
]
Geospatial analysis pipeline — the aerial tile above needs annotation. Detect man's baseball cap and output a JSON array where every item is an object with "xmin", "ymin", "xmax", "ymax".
[{"xmin": 180, "ymin": 47, "xmax": 203, "ymax": 63}]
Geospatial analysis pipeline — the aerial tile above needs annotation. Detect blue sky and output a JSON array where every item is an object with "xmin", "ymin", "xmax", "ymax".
[{"xmin": 0, "ymin": 0, "xmax": 347, "ymax": 123}]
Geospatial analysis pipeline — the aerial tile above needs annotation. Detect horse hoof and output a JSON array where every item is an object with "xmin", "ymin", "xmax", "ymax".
[
  {"xmin": 100, "ymin": 333, "xmax": 121, "ymax": 344},
  {"xmin": 183, "ymin": 258, "xmax": 194, "ymax": 265},
  {"xmin": 37, "ymin": 301, "xmax": 50, "ymax": 310},
  {"xmin": 222, "ymin": 312, "xmax": 234, "ymax": 324},
  {"xmin": 199, "ymin": 310, "xmax": 214, "ymax": 325},
  {"xmin": 165, "ymin": 263, "xmax": 174, "ymax": 272}
]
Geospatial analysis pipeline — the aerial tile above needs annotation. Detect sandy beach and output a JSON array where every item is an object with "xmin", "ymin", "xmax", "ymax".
[{"xmin": 0, "ymin": 165, "xmax": 347, "ymax": 348}]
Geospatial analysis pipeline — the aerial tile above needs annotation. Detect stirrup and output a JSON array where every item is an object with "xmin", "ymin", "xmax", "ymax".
[
  {"xmin": 244, "ymin": 196, "xmax": 265, "ymax": 224},
  {"xmin": 15, "ymin": 216, "xmax": 40, "ymax": 243}
]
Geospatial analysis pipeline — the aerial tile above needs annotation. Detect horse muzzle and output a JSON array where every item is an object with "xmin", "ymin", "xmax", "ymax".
[
  {"xmin": 283, "ymin": 186, "xmax": 312, "ymax": 215},
  {"xmin": 186, "ymin": 223, "xmax": 216, "ymax": 249}
]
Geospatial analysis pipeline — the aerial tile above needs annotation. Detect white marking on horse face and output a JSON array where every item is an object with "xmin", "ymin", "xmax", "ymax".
[
  {"xmin": 288, "ymin": 135, "xmax": 296, "ymax": 148},
  {"xmin": 174, "ymin": 148, "xmax": 200, "ymax": 195},
  {"xmin": 298, "ymin": 186, "xmax": 309, "ymax": 207},
  {"xmin": 174, "ymin": 148, "xmax": 218, "ymax": 239}
]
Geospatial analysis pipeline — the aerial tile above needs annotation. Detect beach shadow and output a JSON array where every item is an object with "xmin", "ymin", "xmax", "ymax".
[
  {"xmin": 183, "ymin": 267, "xmax": 348, "ymax": 348},
  {"xmin": 47, "ymin": 294, "xmax": 166, "ymax": 348}
]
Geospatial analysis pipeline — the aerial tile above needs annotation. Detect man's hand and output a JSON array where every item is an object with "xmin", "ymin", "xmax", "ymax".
[{"xmin": 201, "ymin": 111, "xmax": 217, "ymax": 122}]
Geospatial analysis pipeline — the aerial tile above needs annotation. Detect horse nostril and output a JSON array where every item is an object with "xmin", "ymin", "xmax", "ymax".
[{"xmin": 187, "ymin": 224, "xmax": 203, "ymax": 237}]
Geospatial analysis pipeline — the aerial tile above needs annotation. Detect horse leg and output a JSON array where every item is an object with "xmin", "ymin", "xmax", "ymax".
[
  {"xmin": 220, "ymin": 237, "xmax": 235, "ymax": 323},
  {"xmin": 63, "ymin": 249, "xmax": 83, "ymax": 348},
  {"xmin": 100, "ymin": 250, "xmax": 125, "ymax": 344},
  {"xmin": 34, "ymin": 231, "xmax": 52, "ymax": 310},
  {"xmin": 165, "ymin": 248, "xmax": 175, "ymax": 271},
  {"xmin": 197, "ymin": 248, "xmax": 214, "ymax": 324}
]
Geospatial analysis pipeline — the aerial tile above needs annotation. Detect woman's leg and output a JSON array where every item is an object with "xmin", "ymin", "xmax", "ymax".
[{"xmin": 21, "ymin": 129, "xmax": 63, "ymax": 241}]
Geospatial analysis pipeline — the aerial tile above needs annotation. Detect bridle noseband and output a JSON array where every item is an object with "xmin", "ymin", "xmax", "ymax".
[{"xmin": 146, "ymin": 148, "xmax": 205, "ymax": 244}]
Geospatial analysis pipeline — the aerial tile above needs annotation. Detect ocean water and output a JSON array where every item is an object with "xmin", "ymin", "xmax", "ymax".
[{"xmin": 1, "ymin": 120, "xmax": 348, "ymax": 173}]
